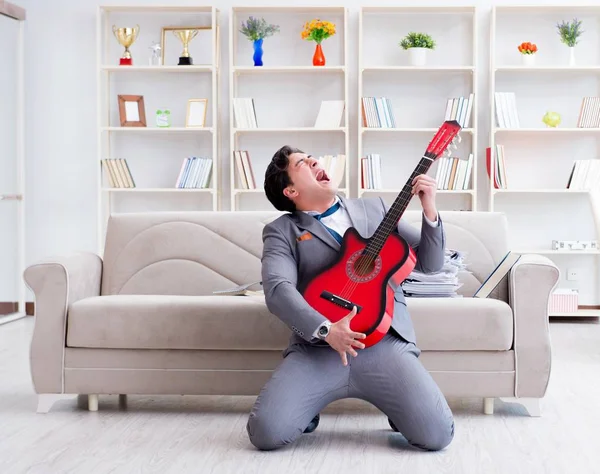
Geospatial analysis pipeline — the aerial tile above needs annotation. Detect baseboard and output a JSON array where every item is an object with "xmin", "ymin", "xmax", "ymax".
[{"xmin": 0, "ymin": 302, "xmax": 34, "ymax": 316}]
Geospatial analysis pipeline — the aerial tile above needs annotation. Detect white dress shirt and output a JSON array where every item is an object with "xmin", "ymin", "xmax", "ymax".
[{"xmin": 303, "ymin": 196, "xmax": 439, "ymax": 339}]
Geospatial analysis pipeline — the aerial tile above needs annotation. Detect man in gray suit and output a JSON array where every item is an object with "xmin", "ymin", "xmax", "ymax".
[{"xmin": 246, "ymin": 145, "xmax": 455, "ymax": 451}]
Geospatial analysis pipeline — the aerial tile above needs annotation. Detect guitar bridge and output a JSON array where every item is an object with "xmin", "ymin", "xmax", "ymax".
[{"xmin": 320, "ymin": 291, "xmax": 362, "ymax": 313}]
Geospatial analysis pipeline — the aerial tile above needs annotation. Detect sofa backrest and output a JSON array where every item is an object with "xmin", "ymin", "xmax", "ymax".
[{"xmin": 101, "ymin": 210, "xmax": 509, "ymax": 302}]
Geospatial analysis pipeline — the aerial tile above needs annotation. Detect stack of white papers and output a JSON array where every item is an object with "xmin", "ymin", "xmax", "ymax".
[{"xmin": 401, "ymin": 249, "xmax": 467, "ymax": 298}]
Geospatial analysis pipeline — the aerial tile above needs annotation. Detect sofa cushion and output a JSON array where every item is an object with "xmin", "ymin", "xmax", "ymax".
[
  {"xmin": 67, "ymin": 293, "xmax": 513, "ymax": 352},
  {"xmin": 67, "ymin": 295, "xmax": 292, "ymax": 351},
  {"xmin": 407, "ymin": 297, "xmax": 514, "ymax": 351}
]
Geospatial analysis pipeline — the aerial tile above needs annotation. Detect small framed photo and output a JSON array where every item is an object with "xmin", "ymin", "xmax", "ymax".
[
  {"xmin": 186, "ymin": 99, "xmax": 208, "ymax": 128},
  {"xmin": 118, "ymin": 95, "xmax": 146, "ymax": 127}
]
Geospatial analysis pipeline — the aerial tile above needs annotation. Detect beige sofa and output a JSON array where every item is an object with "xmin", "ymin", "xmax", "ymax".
[{"xmin": 24, "ymin": 210, "xmax": 559, "ymax": 416}]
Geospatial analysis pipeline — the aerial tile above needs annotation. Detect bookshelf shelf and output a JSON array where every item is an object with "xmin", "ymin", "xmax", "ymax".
[
  {"xmin": 229, "ymin": 6, "xmax": 349, "ymax": 210},
  {"xmin": 490, "ymin": 5, "xmax": 600, "ymax": 313},
  {"xmin": 102, "ymin": 188, "xmax": 215, "ymax": 193},
  {"xmin": 97, "ymin": 5, "xmax": 221, "ymax": 252},
  {"xmin": 233, "ymin": 127, "xmax": 347, "ymax": 134},
  {"xmin": 102, "ymin": 127, "xmax": 215, "ymax": 133},
  {"xmin": 361, "ymin": 127, "xmax": 474, "ymax": 134},
  {"xmin": 233, "ymin": 65, "xmax": 345, "ymax": 74},
  {"xmin": 101, "ymin": 65, "xmax": 214, "ymax": 73},
  {"xmin": 358, "ymin": 6, "xmax": 478, "ymax": 210},
  {"xmin": 549, "ymin": 309, "xmax": 600, "ymax": 317}
]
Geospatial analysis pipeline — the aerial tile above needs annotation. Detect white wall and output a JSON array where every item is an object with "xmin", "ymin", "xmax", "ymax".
[{"xmin": 19, "ymin": 0, "xmax": 600, "ymax": 304}]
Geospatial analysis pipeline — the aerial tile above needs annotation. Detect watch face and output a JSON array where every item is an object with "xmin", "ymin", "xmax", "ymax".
[{"xmin": 319, "ymin": 326, "xmax": 329, "ymax": 336}]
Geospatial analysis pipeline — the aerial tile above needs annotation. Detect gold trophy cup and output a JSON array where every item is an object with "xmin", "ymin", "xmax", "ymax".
[
  {"xmin": 173, "ymin": 29, "xmax": 199, "ymax": 65},
  {"xmin": 113, "ymin": 25, "xmax": 140, "ymax": 66}
]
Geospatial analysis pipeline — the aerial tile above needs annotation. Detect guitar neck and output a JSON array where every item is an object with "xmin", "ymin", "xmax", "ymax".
[{"xmin": 365, "ymin": 153, "xmax": 436, "ymax": 256}]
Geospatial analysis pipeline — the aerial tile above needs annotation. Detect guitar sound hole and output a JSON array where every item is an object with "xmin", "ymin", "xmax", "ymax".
[{"xmin": 353, "ymin": 256, "xmax": 375, "ymax": 277}]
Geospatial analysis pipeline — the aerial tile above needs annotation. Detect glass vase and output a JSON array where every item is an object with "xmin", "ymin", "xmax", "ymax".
[
  {"xmin": 313, "ymin": 43, "xmax": 325, "ymax": 66},
  {"xmin": 253, "ymin": 39, "xmax": 264, "ymax": 67}
]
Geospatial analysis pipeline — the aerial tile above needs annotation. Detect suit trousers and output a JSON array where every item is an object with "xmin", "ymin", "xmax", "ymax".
[{"xmin": 246, "ymin": 331, "xmax": 455, "ymax": 451}]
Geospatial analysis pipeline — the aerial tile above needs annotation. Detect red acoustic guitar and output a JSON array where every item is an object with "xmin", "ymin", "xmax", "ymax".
[{"xmin": 301, "ymin": 120, "xmax": 462, "ymax": 348}]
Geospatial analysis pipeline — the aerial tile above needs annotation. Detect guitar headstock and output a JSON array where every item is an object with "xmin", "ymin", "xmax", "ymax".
[{"xmin": 425, "ymin": 120, "xmax": 462, "ymax": 159}]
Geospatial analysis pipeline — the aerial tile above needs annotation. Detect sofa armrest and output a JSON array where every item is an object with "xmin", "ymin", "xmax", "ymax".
[
  {"xmin": 508, "ymin": 253, "xmax": 560, "ymax": 398},
  {"xmin": 23, "ymin": 252, "xmax": 102, "ymax": 394}
]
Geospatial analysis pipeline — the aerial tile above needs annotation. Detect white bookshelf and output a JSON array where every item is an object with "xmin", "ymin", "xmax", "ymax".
[
  {"xmin": 96, "ymin": 5, "xmax": 220, "ymax": 251},
  {"xmin": 490, "ymin": 5, "xmax": 600, "ymax": 313},
  {"xmin": 0, "ymin": 3, "xmax": 26, "ymax": 324},
  {"xmin": 358, "ymin": 6, "xmax": 478, "ymax": 212},
  {"xmin": 229, "ymin": 6, "xmax": 349, "ymax": 211}
]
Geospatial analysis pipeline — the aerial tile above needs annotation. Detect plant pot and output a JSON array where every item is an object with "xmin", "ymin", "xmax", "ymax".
[
  {"xmin": 253, "ymin": 39, "xmax": 263, "ymax": 67},
  {"xmin": 408, "ymin": 47, "xmax": 428, "ymax": 66},
  {"xmin": 569, "ymin": 47, "xmax": 576, "ymax": 66},
  {"xmin": 521, "ymin": 53, "xmax": 536, "ymax": 66},
  {"xmin": 313, "ymin": 43, "xmax": 325, "ymax": 66}
]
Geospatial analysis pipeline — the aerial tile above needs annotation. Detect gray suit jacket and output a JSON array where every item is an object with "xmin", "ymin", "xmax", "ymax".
[{"xmin": 261, "ymin": 195, "xmax": 446, "ymax": 346}]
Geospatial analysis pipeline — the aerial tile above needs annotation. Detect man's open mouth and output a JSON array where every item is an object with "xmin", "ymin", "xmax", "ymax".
[{"xmin": 316, "ymin": 170, "xmax": 330, "ymax": 182}]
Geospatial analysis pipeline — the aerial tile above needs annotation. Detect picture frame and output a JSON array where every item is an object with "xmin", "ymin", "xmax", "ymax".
[
  {"xmin": 118, "ymin": 95, "xmax": 146, "ymax": 127},
  {"xmin": 160, "ymin": 26, "xmax": 213, "ymax": 66},
  {"xmin": 186, "ymin": 99, "xmax": 208, "ymax": 128}
]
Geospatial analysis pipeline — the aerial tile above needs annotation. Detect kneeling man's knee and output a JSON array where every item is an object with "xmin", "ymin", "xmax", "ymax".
[
  {"xmin": 246, "ymin": 413, "xmax": 301, "ymax": 451},
  {"xmin": 409, "ymin": 417, "xmax": 455, "ymax": 452}
]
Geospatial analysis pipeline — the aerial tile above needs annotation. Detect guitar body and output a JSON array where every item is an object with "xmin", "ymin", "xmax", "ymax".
[{"xmin": 301, "ymin": 227, "xmax": 417, "ymax": 348}]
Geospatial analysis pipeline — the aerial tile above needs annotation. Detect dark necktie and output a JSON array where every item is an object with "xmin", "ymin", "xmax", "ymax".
[{"xmin": 314, "ymin": 201, "xmax": 343, "ymax": 244}]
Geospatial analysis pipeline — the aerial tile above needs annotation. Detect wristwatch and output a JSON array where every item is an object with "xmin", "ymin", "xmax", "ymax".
[{"xmin": 316, "ymin": 320, "xmax": 332, "ymax": 340}]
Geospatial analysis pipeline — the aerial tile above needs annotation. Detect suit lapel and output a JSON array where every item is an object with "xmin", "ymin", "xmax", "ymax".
[
  {"xmin": 339, "ymin": 195, "xmax": 368, "ymax": 238},
  {"xmin": 289, "ymin": 211, "xmax": 341, "ymax": 251}
]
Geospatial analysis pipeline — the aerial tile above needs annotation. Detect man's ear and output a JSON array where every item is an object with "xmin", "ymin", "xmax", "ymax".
[{"xmin": 283, "ymin": 187, "xmax": 297, "ymax": 199}]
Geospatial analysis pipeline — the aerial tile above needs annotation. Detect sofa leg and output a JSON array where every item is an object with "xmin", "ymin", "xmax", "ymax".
[
  {"xmin": 88, "ymin": 394, "xmax": 99, "ymax": 412},
  {"xmin": 483, "ymin": 397, "xmax": 494, "ymax": 415}
]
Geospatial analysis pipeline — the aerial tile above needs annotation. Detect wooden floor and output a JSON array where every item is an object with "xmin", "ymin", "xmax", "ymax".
[{"xmin": 1, "ymin": 317, "xmax": 599, "ymax": 474}]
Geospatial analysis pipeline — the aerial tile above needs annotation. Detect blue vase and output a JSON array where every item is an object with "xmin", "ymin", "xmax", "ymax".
[{"xmin": 253, "ymin": 39, "xmax": 264, "ymax": 66}]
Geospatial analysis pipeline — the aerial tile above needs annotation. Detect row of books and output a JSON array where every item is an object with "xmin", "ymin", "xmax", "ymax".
[
  {"xmin": 434, "ymin": 154, "xmax": 474, "ymax": 191},
  {"xmin": 234, "ymin": 150, "xmax": 257, "ymax": 189},
  {"xmin": 175, "ymin": 157, "xmax": 213, "ymax": 189},
  {"xmin": 102, "ymin": 158, "xmax": 135, "ymax": 188},
  {"xmin": 486, "ymin": 145, "xmax": 508, "ymax": 189},
  {"xmin": 361, "ymin": 97, "xmax": 397, "ymax": 128},
  {"xmin": 566, "ymin": 159, "xmax": 600, "ymax": 190},
  {"xmin": 443, "ymin": 94, "xmax": 474, "ymax": 128},
  {"xmin": 232, "ymin": 98, "xmax": 258, "ymax": 129},
  {"xmin": 360, "ymin": 154, "xmax": 383, "ymax": 189},
  {"xmin": 494, "ymin": 92, "xmax": 520, "ymax": 129},
  {"xmin": 577, "ymin": 97, "xmax": 600, "ymax": 128},
  {"xmin": 317, "ymin": 154, "xmax": 347, "ymax": 188}
]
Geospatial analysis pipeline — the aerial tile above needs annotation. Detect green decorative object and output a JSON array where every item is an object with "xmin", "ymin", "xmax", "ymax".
[
  {"xmin": 557, "ymin": 18, "xmax": 583, "ymax": 66},
  {"xmin": 399, "ymin": 32, "xmax": 436, "ymax": 66},
  {"xmin": 542, "ymin": 111, "xmax": 561, "ymax": 128},
  {"xmin": 156, "ymin": 109, "xmax": 171, "ymax": 128}
]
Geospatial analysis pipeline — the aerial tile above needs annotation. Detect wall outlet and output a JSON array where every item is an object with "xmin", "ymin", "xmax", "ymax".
[{"xmin": 567, "ymin": 268, "xmax": 579, "ymax": 281}]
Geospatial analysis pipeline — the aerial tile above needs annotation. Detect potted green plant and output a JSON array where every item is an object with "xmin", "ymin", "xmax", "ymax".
[
  {"xmin": 556, "ymin": 18, "xmax": 583, "ymax": 66},
  {"xmin": 239, "ymin": 16, "xmax": 280, "ymax": 66},
  {"xmin": 399, "ymin": 32, "xmax": 436, "ymax": 66}
]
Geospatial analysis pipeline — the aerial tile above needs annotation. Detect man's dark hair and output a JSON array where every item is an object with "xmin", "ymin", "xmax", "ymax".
[{"xmin": 264, "ymin": 145, "xmax": 303, "ymax": 212}]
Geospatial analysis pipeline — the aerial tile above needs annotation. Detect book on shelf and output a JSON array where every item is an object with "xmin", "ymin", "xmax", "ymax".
[
  {"xmin": 361, "ymin": 153, "xmax": 382, "ymax": 189},
  {"xmin": 317, "ymin": 154, "xmax": 346, "ymax": 188},
  {"xmin": 443, "ymin": 94, "xmax": 474, "ymax": 128},
  {"xmin": 234, "ymin": 150, "xmax": 257, "ymax": 190},
  {"xmin": 232, "ymin": 98, "xmax": 258, "ymax": 129},
  {"xmin": 314, "ymin": 100, "xmax": 345, "ymax": 128},
  {"xmin": 577, "ymin": 97, "xmax": 600, "ymax": 128},
  {"xmin": 494, "ymin": 92, "xmax": 520, "ymax": 128},
  {"xmin": 102, "ymin": 158, "xmax": 135, "ymax": 188},
  {"xmin": 175, "ymin": 157, "xmax": 212, "ymax": 189},
  {"xmin": 473, "ymin": 251, "xmax": 521, "ymax": 299},
  {"xmin": 486, "ymin": 145, "xmax": 507, "ymax": 189},
  {"xmin": 361, "ymin": 97, "xmax": 396, "ymax": 128},
  {"xmin": 435, "ymin": 154, "xmax": 473, "ymax": 190},
  {"xmin": 566, "ymin": 159, "xmax": 600, "ymax": 190}
]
